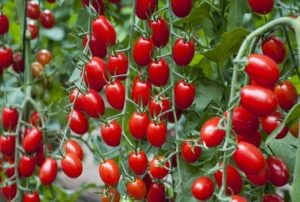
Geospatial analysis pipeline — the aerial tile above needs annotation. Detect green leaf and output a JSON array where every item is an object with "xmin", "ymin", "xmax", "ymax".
[{"xmin": 226, "ymin": 0, "xmax": 248, "ymax": 31}]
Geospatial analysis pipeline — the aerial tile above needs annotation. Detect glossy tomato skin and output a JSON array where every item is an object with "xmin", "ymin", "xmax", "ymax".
[
  {"xmin": 0, "ymin": 14, "xmax": 9, "ymax": 35},
  {"xmin": 233, "ymin": 142, "xmax": 266, "ymax": 175},
  {"xmin": 274, "ymin": 81, "xmax": 298, "ymax": 111},
  {"xmin": 261, "ymin": 112, "xmax": 289, "ymax": 139},
  {"xmin": 83, "ymin": 89, "xmax": 105, "ymax": 118},
  {"xmin": 126, "ymin": 177, "xmax": 147, "ymax": 200},
  {"xmin": 267, "ymin": 156, "xmax": 289, "ymax": 187},
  {"xmin": 0, "ymin": 47, "xmax": 13, "ymax": 69},
  {"xmin": 232, "ymin": 195, "xmax": 248, "ymax": 202},
  {"xmin": 23, "ymin": 191, "xmax": 40, "ymax": 202},
  {"xmin": 84, "ymin": 70, "xmax": 104, "ymax": 92},
  {"xmin": 128, "ymin": 150, "xmax": 148, "ymax": 175},
  {"xmin": 23, "ymin": 128, "xmax": 43, "ymax": 153},
  {"xmin": 200, "ymin": 117, "xmax": 226, "ymax": 147},
  {"xmin": 101, "ymin": 120, "xmax": 122, "ymax": 147},
  {"xmin": 174, "ymin": 80, "xmax": 195, "ymax": 109},
  {"xmin": 64, "ymin": 140, "xmax": 83, "ymax": 160},
  {"xmin": 240, "ymin": 85, "xmax": 278, "ymax": 117},
  {"xmin": 173, "ymin": 38, "xmax": 195, "ymax": 66},
  {"xmin": 92, "ymin": 15, "xmax": 116, "ymax": 46},
  {"xmin": 0, "ymin": 135, "xmax": 15, "ymax": 156},
  {"xmin": 149, "ymin": 16, "xmax": 169, "ymax": 47},
  {"xmin": 181, "ymin": 140, "xmax": 202, "ymax": 163},
  {"xmin": 147, "ymin": 183, "xmax": 166, "ymax": 202},
  {"xmin": 99, "ymin": 159, "xmax": 121, "ymax": 186},
  {"xmin": 237, "ymin": 131, "xmax": 262, "ymax": 147},
  {"xmin": 129, "ymin": 112, "xmax": 150, "ymax": 140},
  {"xmin": 37, "ymin": 49, "xmax": 52, "ymax": 66},
  {"xmin": 1, "ymin": 184, "xmax": 17, "ymax": 201},
  {"xmin": 69, "ymin": 88, "xmax": 85, "ymax": 111},
  {"xmin": 18, "ymin": 155, "xmax": 36, "ymax": 177},
  {"xmin": 262, "ymin": 36, "xmax": 286, "ymax": 64},
  {"xmin": 35, "ymin": 144, "xmax": 46, "ymax": 167},
  {"xmin": 108, "ymin": 52, "xmax": 128, "ymax": 80},
  {"xmin": 39, "ymin": 158, "xmax": 58, "ymax": 185},
  {"xmin": 147, "ymin": 121, "xmax": 167, "ymax": 147},
  {"xmin": 13, "ymin": 52, "xmax": 25, "ymax": 73},
  {"xmin": 61, "ymin": 153, "xmax": 83, "ymax": 178},
  {"xmin": 245, "ymin": 54, "xmax": 279, "ymax": 88},
  {"xmin": 148, "ymin": 58, "xmax": 170, "ymax": 87},
  {"xmin": 83, "ymin": 35, "xmax": 107, "ymax": 59},
  {"xmin": 171, "ymin": 0, "xmax": 192, "ymax": 18},
  {"xmin": 246, "ymin": 166, "xmax": 269, "ymax": 186},
  {"xmin": 82, "ymin": 0, "xmax": 105, "ymax": 14},
  {"xmin": 132, "ymin": 77, "xmax": 152, "ymax": 106},
  {"xmin": 214, "ymin": 164, "xmax": 243, "ymax": 195},
  {"xmin": 67, "ymin": 110, "xmax": 89, "ymax": 135},
  {"xmin": 106, "ymin": 80, "xmax": 125, "ymax": 110},
  {"xmin": 135, "ymin": 0, "xmax": 156, "ymax": 20},
  {"xmin": 263, "ymin": 194, "xmax": 284, "ymax": 202},
  {"xmin": 149, "ymin": 156, "xmax": 170, "ymax": 179},
  {"xmin": 168, "ymin": 108, "xmax": 182, "ymax": 123},
  {"xmin": 133, "ymin": 37, "xmax": 154, "ymax": 66},
  {"xmin": 149, "ymin": 97, "xmax": 171, "ymax": 119},
  {"xmin": 27, "ymin": 1, "xmax": 40, "ymax": 19},
  {"xmin": 191, "ymin": 176, "xmax": 214, "ymax": 201},
  {"xmin": 248, "ymin": 0, "xmax": 274, "ymax": 14},
  {"xmin": 85, "ymin": 57, "xmax": 108, "ymax": 87},
  {"xmin": 40, "ymin": 10, "xmax": 55, "ymax": 29}
]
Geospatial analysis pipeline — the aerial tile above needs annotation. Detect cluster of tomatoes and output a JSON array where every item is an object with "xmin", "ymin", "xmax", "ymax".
[{"xmin": 31, "ymin": 49, "xmax": 53, "ymax": 77}]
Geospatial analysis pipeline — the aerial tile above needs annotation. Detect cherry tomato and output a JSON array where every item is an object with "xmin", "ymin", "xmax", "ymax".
[
  {"xmin": 108, "ymin": 52, "xmax": 128, "ymax": 80},
  {"xmin": 101, "ymin": 187, "xmax": 120, "ymax": 202},
  {"xmin": 39, "ymin": 158, "xmax": 58, "ymax": 185},
  {"xmin": 181, "ymin": 139, "xmax": 202, "ymax": 163},
  {"xmin": 99, "ymin": 159, "xmax": 121, "ymax": 186},
  {"xmin": 101, "ymin": 120, "xmax": 122, "ymax": 147},
  {"xmin": 171, "ymin": 0, "xmax": 192, "ymax": 18},
  {"xmin": 214, "ymin": 164, "xmax": 243, "ymax": 195},
  {"xmin": 133, "ymin": 37, "xmax": 154, "ymax": 66},
  {"xmin": 92, "ymin": 15, "xmax": 116, "ymax": 46},
  {"xmin": 84, "ymin": 70, "xmax": 104, "ymax": 92},
  {"xmin": 147, "ymin": 183, "xmax": 166, "ymax": 202},
  {"xmin": 27, "ymin": 22, "xmax": 39, "ymax": 39},
  {"xmin": 240, "ymin": 85, "xmax": 278, "ymax": 117},
  {"xmin": 191, "ymin": 176, "xmax": 214, "ymax": 201},
  {"xmin": 126, "ymin": 177, "xmax": 147, "ymax": 200},
  {"xmin": 13, "ymin": 52, "xmax": 25, "ymax": 73},
  {"xmin": 174, "ymin": 80, "xmax": 195, "ymax": 109},
  {"xmin": 245, "ymin": 54, "xmax": 279, "ymax": 88},
  {"xmin": 246, "ymin": 165, "xmax": 269, "ymax": 186},
  {"xmin": 82, "ymin": 0, "xmax": 105, "ymax": 14},
  {"xmin": 83, "ymin": 89, "xmax": 105, "ymax": 118},
  {"xmin": 5, "ymin": 162, "xmax": 15, "ymax": 178},
  {"xmin": 64, "ymin": 139, "xmax": 83, "ymax": 160},
  {"xmin": 149, "ymin": 16, "xmax": 169, "ymax": 47},
  {"xmin": 147, "ymin": 121, "xmax": 167, "ymax": 147},
  {"xmin": 129, "ymin": 112, "xmax": 150, "ymax": 140},
  {"xmin": 29, "ymin": 111, "xmax": 42, "ymax": 127},
  {"xmin": 262, "ymin": 35, "xmax": 286, "ymax": 64},
  {"xmin": 232, "ymin": 195, "xmax": 248, "ymax": 202},
  {"xmin": 132, "ymin": 76, "xmax": 152, "ymax": 106},
  {"xmin": 173, "ymin": 38, "xmax": 195, "ymax": 66},
  {"xmin": 0, "ymin": 46, "xmax": 13, "ymax": 69},
  {"xmin": 40, "ymin": 10, "xmax": 55, "ymax": 29},
  {"xmin": 23, "ymin": 128, "xmax": 43, "ymax": 153},
  {"xmin": 31, "ymin": 61, "xmax": 43, "ymax": 77},
  {"xmin": 148, "ymin": 58, "xmax": 170, "ymax": 87},
  {"xmin": 61, "ymin": 153, "xmax": 83, "ymax": 178},
  {"xmin": 149, "ymin": 156, "xmax": 170, "ymax": 179},
  {"xmin": 83, "ymin": 35, "xmax": 107, "ymax": 59},
  {"xmin": 37, "ymin": 49, "xmax": 52, "ymax": 65},
  {"xmin": 128, "ymin": 150, "xmax": 148, "ymax": 175},
  {"xmin": 274, "ymin": 81, "xmax": 298, "ymax": 111},
  {"xmin": 200, "ymin": 117, "xmax": 225, "ymax": 147},
  {"xmin": 69, "ymin": 88, "xmax": 85, "ymax": 111},
  {"xmin": 47, "ymin": 0, "xmax": 56, "ymax": 3},
  {"xmin": 109, "ymin": 0, "xmax": 120, "ymax": 3},
  {"xmin": 27, "ymin": 1, "xmax": 40, "ymax": 19},
  {"xmin": 23, "ymin": 191, "xmax": 40, "ymax": 202},
  {"xmin": 267, "ymin": 156, "xmax": 289, "ymax": 187},
  {"xmin": 143, "ymin": 173, "xmax": 154, "ymax": 191},
  {"xmin": 135, "ymin": 0, "xmax": 156, "ymax": 20},
  {"xmin": 0, "ymin": 14, "xmax": 9, "ymax": 35},
  {"xmin": 35, "ymin": 144, "xmax": 46, "ymax": 167},
  {"xmin": 262, "ymin": 112, "xmax": 289, "ymax": 139},
  {"xmin": 248, "ymin": 0, "xmax": 274, "ymax": 14},
  {"xmin": 236, "ymin": 131, "xmax": 262, "ymax": 147},
  {"xmin": 233, "ymin": 142, "xmax": 266, "ymax": 175},
  {"xmin": 263, "ymin": 194, "xmax": 284, "ymax": 202},
  {"xmin": 18, "ymin": 155, "xmax": 36, "ymax": 177},
  {"xmin": 168, "ymin": 108, "xmax": 182, "ymax": 123},
  {"xmin": 1, "ymin": 184, "xmax": 17, "ymax": 201},
  {"xmin": 85, "ymin": 57, "xmax": 108, "ymax": 87},
  {"xmin": 0, "ymin": 135, "xmax": 15, "ymax": 156},
  {"xmin": 149, "ymin": 96, "xmax": 171, "ymax": 119},
  {"xmin": 106, "ymin": 80, "xmax": 125, "ymax": 110},
  {"xmin": 67, "ymin": 109, "xmax": 89, "ymax": 135}
]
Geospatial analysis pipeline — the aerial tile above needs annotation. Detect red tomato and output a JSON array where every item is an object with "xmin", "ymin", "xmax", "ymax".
[
  {"xmin": 27, "ymin": 22, "xmax": 39, "ymax": 39},
  {"xmin": 274, "ymin": 81, "xmax": 298, "ymax": 111},
  {"xmin": 245, "ymin": 54, "xmax": 279, "ymax": 88},
  {"xmin": 214, "ymin": 164, "xmax": 243, "ymax": 195},
  {"xmin": 135, "ymin": 0, "xmax": 156, "ymax": 20},
  {"xmin": 69, "ymin": 88, "xmax": 85, "ymax": 111},
  {"xmin": 147, "ymin": 183, "xmax": 166, "ymax": 202},
  {"xmin": 47, "ymin": 0, "xmax": 56, "ymax": 3},
  {"xmin": 67, "ymin": 110, "xmax": 89, "ymax": 135},
  {"xmin": 262, "ymin": 36, "xmax": 286, "ymax": 64},
  {"xmin": 261, "ymin": 112, "xmax": 289, "ymax": 139},
  {"xmin": 106, "ymin": 80, "xmax": 125, "ymax": 110},
  {"xmin": 126, "ymin": 177, "xmax": 147, "ymax": 200},
  {"xmin": 171, "ymin": 0, "xmax": 192, "ymax": 18},
  {"xmin": 233, "ymin": 142, "xmax": 266, "ymax": 175},
  {"xmin": 232, "ymin": 195, "xmax": 248, "ymax": 202},
  {"xmin": 109, "ymin": 0, "xmax": 120, "ymax": 3},
  {"xmin": 246, "ymin": 165, "xmax": 269, "ymax": 186},
  {"xmin": 0, "ymin": 14, "xmax": 9, "ymax": 35},
  {"xmin": 36, "ymin": 49, "xmax": 52, "ymax": 65},
  {"xmin": 148, "ymin": 58, "xmax": 170, "ymax": 87},
  {"xmin": 61, "ymin": 153, "xmax": 83, "ymax": 178},
  {"xmin": 101, "ymin": 120, "xmax": 122, "ymax": 147},
  {"xmin": 99, "ymin": 159, "xmax": 121, "ymax": 186},
  {"xmin": 35, "ymin": 144, "xmax": 46, "ymax": 167},
  {"xmin": 18, "ymin": 155, "xmax": 36, "ymax": 177},
  {"xmin": 129, "ymin": 112, "xmax": 150, "ymax": 140},
  {"xmin": 84, "ymin": 70, "xmax": 104, "ymax": 92},
  {"xmin": 83, "ymin": 89, "xmax": 105, "ymax": 118},
  {"xmin": 240, "ymin": 85, "xmax": 278, "ymax": 117},
  {"xmin": 149, "ymin": 156, "xmax": 170, "ymax": 179},
  {"xmin": 191, "ymin": 176, "xmax": 214, "ymax": 201},
  {"xmin": 12, "ymin": 52, "xmax": 25, "ymax": 73},
  {"xmin": 39, "ymin": 158, "xmax": 58, "ymax": 185},
  {"xmin": 92, "ymin": 15, "xmax": 116, "ymax": 46},
  {"xmin": 23, "ymin": 128, "xmax": 43, "ymax": 153},
  {"xmin": 29, "ymin": 111, "xmax": 42, "ymax": 127},
  {"xmin": 149, "ymin": 16, "xmax": 169, "ymax": 47},
  {"xmin": 237, "ymin": 131, "xmax": 262, "ymax": 147},
  {"xmin": 267, "ymin": 156, "xmax": 289, "ymax": 187},
  {"xmin": 132, "ymin": 77, "xmax": 152, "ymax": 106},
  {"xmin": 0, "ymin": 47, "xmax": 13, "ymax": 69},
  {"xmin": 101, "ymin": 187, "xmax": 120, "ymax": 202},
  {"xmin": 1, "ymin": 184, "xmax": 17, "ymax": 201},
  {"xmin": 200, "ymin": 117, "xmax": 225, "ymax": 147},
  {"xmin": 263, "ymin": 194, "xmax": 284, "ymax": 202},
  {"xmin": 149, "ymin": 96, "xmax": 171, "ymax": 119},
  {"xmin": 64, "ymin": 139, "xmax": 83, "ymax": 160},
  {"xmin": 23, "ymin": 191, "xmax": 40, "ymax": 202},
  {"xmin": 128, "ymin": 150, "xmax": 148, "ymax": 175},
  {"xmin": 82, "ymin": 35, "xmax": 107, "ymax": 59},
  {"xmin": 107, "ymin": 52, "xmax": 128, "ymax": 80},
  {"xmin": 82, "ymin": 0, "xmax": 105, "ymax": 14},
  {"xmin": 174, "ymin": 80, "xmax": 195, "ymax": 109},
  {"xmin": 173, "ymin": 38, "xmax": 195, "ymax": 66},
  {"xmin": 248, "ymin": 0, "xmax": 274, "ymax": 14},
  {"xmin": 85, "ymin": 57, "xmax": 108, "ymax": 87},
  {"xmin": 147, "ymin": 121, "xmax": 167, "ymax": 147},
  {"xmin": 40, "ymin": 10, "xmax": 55, "ymax": 29},
  {"xmin": 27, "ymin": 1, "xmax": 40, "ymax": 19},
  {"xmin": 133, "ymin": 37, "xmax": 154, "ymax": 66},
  {"xmin": 0, "ymin": 135, "xmax": 15, "ymax": 156},
  {"xmin": 181, "ymin": 140, "xmax": 201, "ymax": 163},
  {"xmin": 143, "ymin": 173, "xmax": 153, "ymax": 191},
  {"xmin": 168, "ymin": 108, "xmax": 182, "ymax": 123}
]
